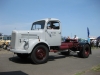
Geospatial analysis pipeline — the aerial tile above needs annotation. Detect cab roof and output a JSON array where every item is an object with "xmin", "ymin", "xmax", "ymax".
[{"xmin": 34, "ymin": 18, "xmax": 60, "ymax": 22}]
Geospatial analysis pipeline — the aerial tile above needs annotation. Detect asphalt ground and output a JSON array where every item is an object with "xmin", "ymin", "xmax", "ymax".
[{"xmin": 0, "ymin": 48, "xmax": 100, "ymax": 75}]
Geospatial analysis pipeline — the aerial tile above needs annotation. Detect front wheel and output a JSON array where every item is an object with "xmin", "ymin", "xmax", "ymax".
[
  {"xmin": 78, "ymin": 44, "xmax": 90, "ymax": 58},
  {"xmin": 31, "ymin": 45, "xmax": 49, "ymax": 64}
]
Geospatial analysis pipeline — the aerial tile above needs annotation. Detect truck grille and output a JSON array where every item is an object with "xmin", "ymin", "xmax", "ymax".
[{"xmin": 11, "ymin": 33, "xmax": 16, "ymax": 49}]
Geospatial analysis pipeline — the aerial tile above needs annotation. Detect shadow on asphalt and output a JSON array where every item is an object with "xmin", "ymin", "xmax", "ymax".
[
  {"xmin": 9, "ymin": 53, "xmax": 79, "ymax": 64},
  {"xmin": 48, "ymin": 53, "xmax": 79, "ymax": 61},
  {"xmin": 0, "ymin": 71, "xmax": 28, "ymax": 75},
  {"xmin": 48, "ymin": 55, "xmax": 67, "ymax": 61},
  {"xmin": 9, "ymin": 57, "xmax": 32, "ymax": 64}
]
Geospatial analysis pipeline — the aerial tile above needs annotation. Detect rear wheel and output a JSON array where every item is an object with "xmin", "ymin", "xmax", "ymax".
[
  {"xmin": 31, "ymin": 45, "xmax": 49, "ymax": 64},
  {"xmin": 17, "ymin": 53, "xmax": 30, "ymax": 59},
  {"xmin": 78, "ymin": 44, "xmax": 90, "ymax": 58}
]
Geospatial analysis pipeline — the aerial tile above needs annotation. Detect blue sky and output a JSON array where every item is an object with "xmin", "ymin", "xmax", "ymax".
[{"xmin": 0, "ymin": 0, "xmax": 100, "ymax": 39}]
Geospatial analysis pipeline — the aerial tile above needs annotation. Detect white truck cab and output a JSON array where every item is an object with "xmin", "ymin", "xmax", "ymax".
[{"xmin": 10, "ymin": 18, "xmax": 61, "ymax": 64}]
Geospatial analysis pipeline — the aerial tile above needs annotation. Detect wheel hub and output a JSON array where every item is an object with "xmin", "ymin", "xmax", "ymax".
[
  {"xmin": 36, "ymin": 48, "xmax": 46, "ymax": 60},
  {"xmin": 85, "ymin": 47, "xmax": 89, "ymax": 56}
]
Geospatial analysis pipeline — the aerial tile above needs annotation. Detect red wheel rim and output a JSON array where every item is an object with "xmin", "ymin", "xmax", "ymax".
[
  {"xmin": 85, "ymin": 47, "xmax": 89, "ymax": 56},
  {"xmin": 35, "ymin": 47, "xmax": 46, "ymax": 60}
]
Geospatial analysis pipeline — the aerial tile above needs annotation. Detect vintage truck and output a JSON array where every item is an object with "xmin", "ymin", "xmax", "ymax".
[
  {"xmin": 10, "ymin": 18, "xmax": 91, "ymax": 64},
  {"xmin": 0, "ymin": 35, "xmax": 11, "ymax": 49}
]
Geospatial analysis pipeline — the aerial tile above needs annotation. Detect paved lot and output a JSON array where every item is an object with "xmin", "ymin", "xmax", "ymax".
[{"xmin": 0, "ymin": 48, "xmax": 100, "ymax": 75}]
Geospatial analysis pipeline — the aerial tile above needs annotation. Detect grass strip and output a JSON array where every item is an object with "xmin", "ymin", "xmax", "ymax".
[
  {"xmin": 91, "ymin": 64, "xmax": 100, "ymax": 72},
  {"xmin": 75, "ymin": 71, "xmax": 85, "ymax": 75},
  {"xmin": 75, "ymin": 64, "xmax": 100, "ymax": 75}
]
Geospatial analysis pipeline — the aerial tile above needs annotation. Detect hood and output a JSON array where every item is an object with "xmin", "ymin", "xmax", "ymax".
[{"xmin": 12, "ymin": 30, "xmax": 43, "ymax": 34}]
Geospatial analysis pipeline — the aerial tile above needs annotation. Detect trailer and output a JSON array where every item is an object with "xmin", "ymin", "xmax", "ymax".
[{"xmin": 10, "ymin": 18, "xmax": 91, "ymax": 64}]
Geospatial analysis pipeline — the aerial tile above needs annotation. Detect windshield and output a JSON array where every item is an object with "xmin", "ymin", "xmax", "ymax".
[{"xmin": 31, "ymin": 20, "xmax": 45, "ymax": 30}]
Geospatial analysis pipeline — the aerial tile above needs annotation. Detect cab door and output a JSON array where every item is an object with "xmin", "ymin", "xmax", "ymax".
[{"xmin": 45, "ymin": 21, "xmax": 61, "ymax": 46}]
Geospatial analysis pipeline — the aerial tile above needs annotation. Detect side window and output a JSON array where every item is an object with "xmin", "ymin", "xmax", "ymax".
[
  {"xmin": 53, "ymin": 22, "xmax": 60, "ymax": 29},
  {"xmin": 47, "ymin": 21, "xmax": 60, "ymax": 30}
]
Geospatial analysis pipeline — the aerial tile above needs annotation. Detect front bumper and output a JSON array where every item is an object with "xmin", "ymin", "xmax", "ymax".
[{"xmin": 10, "ymin": 49, "xmax": 28, "ymax": 53}]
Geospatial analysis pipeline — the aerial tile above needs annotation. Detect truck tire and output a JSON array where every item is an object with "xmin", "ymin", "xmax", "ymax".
[
  {"xmin": 31, "ymin": 45, "xmax": 49, "ymax": 64},
  {"xmin": 78, "ymin": 44, "xmax": 90, "ymax": 58},
  {"xmin": 17, "ymin": 53, "xmax": 29, "ymax": 59}
]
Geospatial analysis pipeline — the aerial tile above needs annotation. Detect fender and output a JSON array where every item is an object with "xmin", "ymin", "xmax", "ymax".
[
  {"xmin": 27, "ymin": 39, "xmax": 50, "ymax": 53},
  {"xmin": 79, "ymin": 42, "xmax": 92, "ymax": 54}
]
